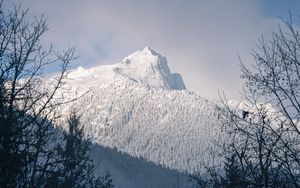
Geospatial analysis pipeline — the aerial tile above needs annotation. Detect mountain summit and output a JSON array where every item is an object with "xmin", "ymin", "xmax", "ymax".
[
  {"xmin": 119, "ymin": 46, "xmax": 186, "ymax": 90},
  {"xmin": 65, "ymin": 47, "xmax": 185, "ymax": 96}
]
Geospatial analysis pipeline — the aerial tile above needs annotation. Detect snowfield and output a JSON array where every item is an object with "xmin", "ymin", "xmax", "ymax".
[{"xmin": 53, "ymin": 47, "xmax": 225, "ymax": 175}]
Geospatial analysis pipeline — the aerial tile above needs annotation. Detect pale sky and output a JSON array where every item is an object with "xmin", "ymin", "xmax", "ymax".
[{"xmin": 4, "ymin": 0, "xmax": 300, "ymax": 100}]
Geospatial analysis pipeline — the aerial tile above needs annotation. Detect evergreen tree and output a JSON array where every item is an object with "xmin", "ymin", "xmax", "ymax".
[
  {"xmin": 60, "ymin": 112, "xmax": 90, "ymax": 187},
  {"xmin": 223, "ymin": 153, "xmax": 246, "ymax": 188},
  {"xmin": 54, "ymin": 112, "xmax": 114, "ymax": 188}
]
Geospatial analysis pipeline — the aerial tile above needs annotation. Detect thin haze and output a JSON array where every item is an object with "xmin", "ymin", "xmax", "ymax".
[{"xmin": 4, "ymin": 0, "xmax": 300, "ymax": 99}]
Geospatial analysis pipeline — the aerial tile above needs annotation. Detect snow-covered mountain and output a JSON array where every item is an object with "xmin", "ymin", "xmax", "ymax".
[
  {"xmin": 54, "ymin": 47, "xmax": 224, "ymax": 176},
  {"xmin": 58, "ymin": 46, "xmax": 185, "ymax": 98}
]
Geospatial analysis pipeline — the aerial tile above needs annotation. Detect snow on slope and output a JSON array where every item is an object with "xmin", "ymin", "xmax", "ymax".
[
  {"xmin": 59, "ymin": 46, "xmax": 185, "ymax": 99},
  {"xmin": 55, "ymin": 47, "xmax": 224, "ymax": 174},
  {"xmin": 69, "ymin": 80, "xmax": 224, "ymax": 174}
]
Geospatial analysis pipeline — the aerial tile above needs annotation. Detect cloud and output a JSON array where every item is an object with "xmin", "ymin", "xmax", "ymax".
[{"xmin": 5, "ymin": 0, "xmax": 281, "ymax": 99}]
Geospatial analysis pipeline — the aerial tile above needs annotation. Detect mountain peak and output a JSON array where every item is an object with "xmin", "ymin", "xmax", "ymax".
[
  {"xmin": 142, "ymin": 46, "xmax": 158, "ymax": 55},
  {"xmin": 119, "ymin": 47, "xmax": 186, "ymax": 90},
  {"xmin": 143, "ymin": 45, "xmax": 152, "ymax": 52},
  {"xmin": 123, "ymin": 46, "xmax": 163, "ymax": 65},
  {"xmin": 63, "ymin": 47, "xmax": 186, "ymax": 97}
]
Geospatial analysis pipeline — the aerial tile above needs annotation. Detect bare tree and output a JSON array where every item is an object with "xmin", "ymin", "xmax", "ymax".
[
  {"xmin": 193, "ymin": 14, "xmax": 300, "ymax": 188},
  {"xmin": 0, "ymin": 2, "xmax": 76, "ymax": 187}
]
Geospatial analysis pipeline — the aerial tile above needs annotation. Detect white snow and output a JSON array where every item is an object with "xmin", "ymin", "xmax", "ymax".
[
  {"xmin": 51, "ymin": 47, "xmax": 224, "ymax": 176},
  {"xmin": 60, "ymin": 46, "xmax": 185, "ymax": 99}
]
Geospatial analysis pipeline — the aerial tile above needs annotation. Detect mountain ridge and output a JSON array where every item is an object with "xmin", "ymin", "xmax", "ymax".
[{"xmin": 62, "ymin": 46, "xmax": 186, "ymax": 98}]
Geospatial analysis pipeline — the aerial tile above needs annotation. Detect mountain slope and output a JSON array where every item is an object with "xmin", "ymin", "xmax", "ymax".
[
  {"xmin": 55, "ymin": 47, "xmax": 224, "ymax": 174},
  {"xmin": 91, "ymin": 144, "xmax": 191, "ymax": 188}
]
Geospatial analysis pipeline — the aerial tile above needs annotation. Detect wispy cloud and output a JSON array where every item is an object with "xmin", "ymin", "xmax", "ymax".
[{"xmin": 5, "ymin": 0, "xmax": 284, "ymax": 99}]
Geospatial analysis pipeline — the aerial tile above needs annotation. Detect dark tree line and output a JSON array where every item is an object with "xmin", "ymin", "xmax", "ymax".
[
  {"xmin": 0, "ymin": 1, "xmax": 113, "ymax": 187},
  {"xmin": 192, "ymin": 14, "xmax": 300, "ymax": 188}
]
